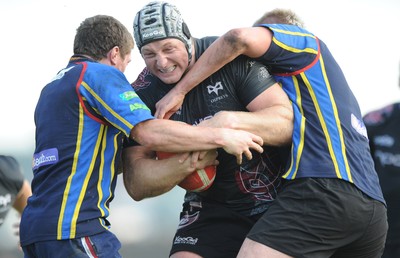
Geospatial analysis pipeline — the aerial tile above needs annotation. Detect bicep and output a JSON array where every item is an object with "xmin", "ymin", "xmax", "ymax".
[
  {"xmin": 246, "ymin": 83, "xmax": 291, "ymax": 112},
  {"xmin": 240, "ymin": 27, "xmax": 273, "ymax": 58},
  {"xmin": 122, "ymin": 145, "xmax": 155, "ymax": 170}
]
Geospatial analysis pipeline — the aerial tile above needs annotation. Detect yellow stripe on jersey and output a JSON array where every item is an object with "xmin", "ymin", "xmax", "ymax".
[
  {"xmin": 301, "ymin": 71, "xmax": 342, "ymax": 178},
  {"xmin": 284, "ymin": 76, "xmax": 306, "ymax": 179},
  {"xmin": 318, "ymin": 56, "xmax": 352, "ymax": 182},
  {"xmin": 96, "ymin": 127, "xmax": 107, "ymax": 217},
  {"xmin": 270, "ymin": 27, "xmax": 316, "ymax": 38},
  {"xmin": 272, "ymin": 37, "xmax": 318, "ymax": 55},
  {"xmin": 69, "ymin": 125, "xmax": 105, "ymax": 238},
  {"xmin": 57, "ymin": 104, "xmax": 85, "ymax": 239},
  {"xmin": 81, "ymin": 81, "xmax": 133, "ymax": 131}
]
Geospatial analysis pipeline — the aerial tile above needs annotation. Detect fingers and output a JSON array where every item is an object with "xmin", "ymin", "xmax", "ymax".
[
  {"xmin": 208, "ymin": 150, "xmax": 219, "ymax": 166},
  {"xmin": 154, "ymin": 100, "xmax": 167, "ymax": 119},
  {"xmin": 251, "ymin": 140, "xmax": 264, "ymax": 154},
  {"xmin": 198, "ymin": 150, "xmax": 208, "ymax": 160},
  {"xmin": 190, "ymin": 151, "xmax": 201, "ymax": 168},
  {"xmin": 243, "ymin": 149, "xmax": 253, "ymax": 161},
  {"xmin": 177, "ymin": 152, "xmax": 191, "ymax": 163},
  {"xmin": 164, "ymin": 110, "xmax": 175, "ymax": 120},
  {"xmin": 236, "ymin": 154, "xmax": 243, "ymax": 165},
  {"xmin": 235, "ymin": 133, "xmax": 263, "ymax": 165},
  {"xmin": 190, "ymin": 150, "xmax": 218, "ymax": 168},
  {"xmin": 154, "ymin": 106, "xmax": 179, "ymax": 119},
  {"xmin": 235, "ymin": 150, "xmax": 253, "ymax": 165},
  {"xmin": 252, "ymin": 134, "xmax": 264, "ymax": 149},
  {"xmin": 154, "ymin": 107, "xmax": 166, "ymax": 119},
  {"xmin": 155, "ymin": 91, "xmax": 185, "ymax": 119}
]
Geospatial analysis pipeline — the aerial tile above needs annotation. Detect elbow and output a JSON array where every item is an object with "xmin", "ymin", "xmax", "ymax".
[
  {"xmin": 223, "ymin": 29, "xmax": 247, "ymax": 52},
  {"xmin": 125, "ymin": 184, "xmax": 146, "ymax": 202},
  {"xmin": 123, "ymin": 170, "xmax": 147, "ymax": 202},
  {"xmin": 130, "ymin": 121, "xmax": 158, "ymax": 149},
  {"xmin": 130, "ymin": 191, "xmax": 145, "ymax": 202}
]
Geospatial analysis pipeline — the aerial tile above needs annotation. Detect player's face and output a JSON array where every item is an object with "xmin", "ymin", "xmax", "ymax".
[{"xmin": 141, "ymin": 38, "xmax": 189, "ymax": 84}]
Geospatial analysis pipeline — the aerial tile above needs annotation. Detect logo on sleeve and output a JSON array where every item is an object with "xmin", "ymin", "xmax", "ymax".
[
  {"xmin": 258, "ymin": 67, "xmax": 272, "ymax": 81},
  {"xmin": 120, "ymin": 91, "xmax": 139, "ymax": 101},
  {"xmin": 351, "ymin": 113, "xmax": 368, "ymax": 139},
  {"xmin": 130, "ymin": 103, "xmax": 150, "ymax": 112},
  {"xmin": 32, "ymin": 148, "xmax": 59, "ymax": 170}
]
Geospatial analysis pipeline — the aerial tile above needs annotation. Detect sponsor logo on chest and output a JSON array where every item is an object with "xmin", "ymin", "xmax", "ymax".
[{"xmin": 206, "ymin": 82, "xmax": 228, "ymax": 103}]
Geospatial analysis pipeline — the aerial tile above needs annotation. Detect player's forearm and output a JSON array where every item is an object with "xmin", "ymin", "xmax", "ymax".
[
  {"xmin": 208, "ymin": 107, "xmax": 293, "ymax": 146},
  {"xmin": 131, "ymin": 119, "xmax": 227, "ymax": 152},
  {"xmin": 244, "ymin": 106, "xmax": 293, "ymax": 146},
  {"xmin": 123, "ymin": 152, "xmax": 192, "ymax": 201},
  {"xmin": 175, "ymin": 33, "xmax": 242, "ymax": 95}
]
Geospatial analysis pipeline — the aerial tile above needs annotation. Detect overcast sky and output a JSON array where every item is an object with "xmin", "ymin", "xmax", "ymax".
[{"xmin": 1, "ymin": 0, "xmax": 399, "ymax": 153}]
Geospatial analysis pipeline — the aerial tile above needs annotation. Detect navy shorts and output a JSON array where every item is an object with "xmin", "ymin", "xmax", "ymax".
[
  {"xmin": 247, "ymin": 178, "xmax": 388, "ymax": 258},
  {"xmin": 22, "ymin": 230, "xmax": 122, "ymax": 258},
  {"xmin": 170, "ymin": 198, "xmax": 262, "ymax": 258}
]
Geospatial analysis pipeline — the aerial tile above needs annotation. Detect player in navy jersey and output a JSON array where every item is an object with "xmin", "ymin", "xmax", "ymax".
[
  {"xmin": 364, "ymin": 66, "xmax": 400, "ymax": 258},
  {"xmin": 19, "ymin": 14, "xmax": 265, "ymax": 258},
  {"xmin": 155, "ymin": 8, "xmax": 388, "ymax": 258},
  {"xmin": 123, "ymin": 2, "xmax": 293, "ymax": 257}
]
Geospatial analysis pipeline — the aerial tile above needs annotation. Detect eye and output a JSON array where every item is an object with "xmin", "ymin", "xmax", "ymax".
[
  {"xmin": 142, "ymin": 52, "xmax": 155, "ymax": 59},
  {"xmin": 164, "ymin": 47, "xmax": 175, "ymax": 53}
]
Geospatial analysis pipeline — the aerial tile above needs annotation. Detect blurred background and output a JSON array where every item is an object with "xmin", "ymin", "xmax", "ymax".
[{"xmin": 1, "ymin": 0, "xmax": 399, "ymax": 257}]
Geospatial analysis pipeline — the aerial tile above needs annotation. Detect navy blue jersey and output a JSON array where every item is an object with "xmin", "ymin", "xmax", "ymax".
[
  {"xmin": 364, "ymin": 103, "xmax": 400, "ymax": 246},
  {"xmin": 20, "ymin": 56, "xmax": 154, "ymax": 246},
  {"xmin": 0, "ymin": 155, "xmax": 24, "ymax": 226},
  {"xmin": 255, "ymin": 24, "xmax": 384, "ymax": 204},
  {"xmin": 132, "ymin": 37, "xmax": 287, "ymax": 216}
]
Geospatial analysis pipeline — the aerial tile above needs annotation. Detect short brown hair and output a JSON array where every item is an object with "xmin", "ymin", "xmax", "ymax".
[{"xmin": 73, "ymin": 15, "xmax": 134, "ymax": 61}]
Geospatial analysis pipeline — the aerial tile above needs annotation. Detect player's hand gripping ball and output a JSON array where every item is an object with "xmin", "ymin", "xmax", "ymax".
[{"xmin": 156, "ymin": 151, "xmax": 216, "ymax": 192}]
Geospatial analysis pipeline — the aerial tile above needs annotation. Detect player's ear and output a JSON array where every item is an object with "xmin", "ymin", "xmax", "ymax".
[{"xmin": 108, "ymin": 46, "xmax": 120, "ymax": 65}]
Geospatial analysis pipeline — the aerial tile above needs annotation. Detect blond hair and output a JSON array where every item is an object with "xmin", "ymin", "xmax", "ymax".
[{"xmin": 254, "ymin": 8, "xmax": 305, "ymax": 28}]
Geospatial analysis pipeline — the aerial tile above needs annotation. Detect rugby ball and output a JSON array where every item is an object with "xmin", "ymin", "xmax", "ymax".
[{"xmin": 156, "ymin": 151, "xmax": 216, "ymax": 192}]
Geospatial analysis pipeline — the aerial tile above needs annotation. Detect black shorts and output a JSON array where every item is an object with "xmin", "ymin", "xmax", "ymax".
[
  {"xmin": 382, "ymin": 244, "xmax": 400, "ymax": 258},
  {"xmin": 169, "ymin": 198, "xmax": 261, "ymax": 258},
  {"xmin": 247, "ymin": 178, "xmax": 388, "ymax": 258}
]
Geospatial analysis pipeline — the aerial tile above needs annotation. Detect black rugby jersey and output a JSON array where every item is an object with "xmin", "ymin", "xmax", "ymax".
[
  {"xmin": 132, "ymin": 37, "xmax": 286, "ymax": 216},
  {"xmin": 364, "ymin": 102, "xmax": 400, "ymax": 247},
  {"xmin": 0, "ymin": 155, "xmax": 24, "ymax": 226}
]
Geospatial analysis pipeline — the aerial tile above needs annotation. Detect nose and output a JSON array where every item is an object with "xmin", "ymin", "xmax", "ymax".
[{"xmin": 155, "ymin": 54, "xmax": 168, "ymax": 68}]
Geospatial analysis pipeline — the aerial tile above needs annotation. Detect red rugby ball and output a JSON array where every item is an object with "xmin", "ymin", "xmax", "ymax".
[{"xmin": 156, "ymin": 151, "xmax": 216, "ymax": 192}]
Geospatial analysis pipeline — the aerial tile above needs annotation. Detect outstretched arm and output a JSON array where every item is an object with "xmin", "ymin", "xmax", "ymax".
[
  {"xmin": 154, "ymin": 26, "xmax": 273, "ymax": 119},
  {"xmin": 131, "ymin": 119, "xmax": 263, "ymax": 164}
]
